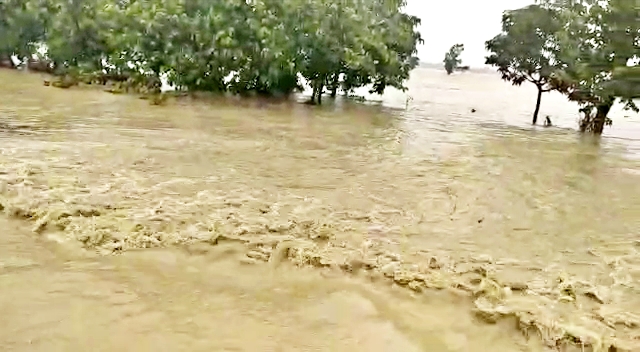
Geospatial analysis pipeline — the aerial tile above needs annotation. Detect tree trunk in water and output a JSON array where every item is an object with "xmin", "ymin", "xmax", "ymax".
[
  {"xmin": 315, "ymin": 78, "xmax": 325, "ymax": 105},
  {"xmin": 317, "ymin": 84, "xmax": 323, "ymax": 105},
  {"xmin": 0, "ymin": 54, "xmax": 15, "ymax": 69},
  {"xmin": 593, "ymin": 100, "xmax": 613, "ymax": 135},
  {"xmin": 330, "ymin": 86, "xmax": 337, "ymax": 98},
  {"xmin": 329, "ymin": 73, "xmax": 338, "ymax": 98},
  {"xmin": 532, "ymin": 87, "xmax": 542, "ymax": 125},
  {"xmin": 579, "ymin": 99, "xmax": 614, "ymax": 134},
  {"xmin": 310, "ymin": 83, "xmax": 319, "ymax": 104}
]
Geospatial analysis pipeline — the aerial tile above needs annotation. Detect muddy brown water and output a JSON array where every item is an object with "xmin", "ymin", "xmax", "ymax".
[{"xmin": 1, "ymin": 68, "xmax": 639, "ymax": 351}]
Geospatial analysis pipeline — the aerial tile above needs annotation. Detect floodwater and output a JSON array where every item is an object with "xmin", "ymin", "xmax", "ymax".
[{"xmin": 1, "ymin": 67, "xmax": 639, "ymax": 351}]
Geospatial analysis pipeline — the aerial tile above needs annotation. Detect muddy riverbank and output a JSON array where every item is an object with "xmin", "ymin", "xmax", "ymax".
[{"xmin": 1, "ymin": 68, "xmax": 640, "ymax": 351}]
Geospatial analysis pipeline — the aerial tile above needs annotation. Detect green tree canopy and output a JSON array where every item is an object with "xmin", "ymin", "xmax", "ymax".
[
  {"xmin": 0, "ymin": 0, "xmax": 50, "ymax": 64},
  {"xmin": 443, "ymin": 43, "xmax": 464, "ymax": 75},
  {"xmin": 485, "ymin": 4, "xmax": 564, "ymax": 124},
  {"xmin": 0, "ymin": 0, "xmax": 423, "ymax": 104},
  {"xmin": 540, "ymin": 0, "xmax": 640, "ymax": 134}
]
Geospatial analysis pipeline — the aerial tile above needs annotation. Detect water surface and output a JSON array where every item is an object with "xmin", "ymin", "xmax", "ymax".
[{"xmin": 1, "ymin": 68, "xmax": 639, "ymax": 351}]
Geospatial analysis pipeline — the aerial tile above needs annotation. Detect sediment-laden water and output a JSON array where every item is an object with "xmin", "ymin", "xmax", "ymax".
[{"xmin": 1, "ymin": 68, "xmax": 639, "ymax": 351}]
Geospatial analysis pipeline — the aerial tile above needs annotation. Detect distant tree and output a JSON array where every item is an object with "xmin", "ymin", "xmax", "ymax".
[
  {"xmin": 443, "ymin": 44, "xmax": 464, "ymax": 74},
  {"xmin": 485, "ymin": 4, "xmax": 563, "ymax": 125}
]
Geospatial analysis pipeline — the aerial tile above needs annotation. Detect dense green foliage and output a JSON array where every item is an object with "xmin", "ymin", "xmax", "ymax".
[
  {"xmin": 2, "ymin": 0, "xmax": 635, "ymax": 134},
  {"xmin": 0, "ymin": 0, "xmax": 423, "ymax": 103},
  {"xmin": 0, "ymin": 0, "xmax": 50, "ymax": 65},
  {"xmin": 486, "ymin": 0, "xmax": 639, "ymax": 133},
  {"xmin": 485, "ymin": 4, "xmax": 563, "ymax": 124},
  {"xmin": 443, "ymin": 44, "xmax": 464, "ymax": 75},
  {"xmin": 541, "ymin": 0, "xmax": 639, "ymax": 133}
]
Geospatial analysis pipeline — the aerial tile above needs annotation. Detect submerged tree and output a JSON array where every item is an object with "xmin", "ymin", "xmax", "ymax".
[
  {"xmin": 485, "ymin": 4, "xmax": 564, "ymax": 125},
  {"xmin": 0, "ymin": 0, "xmax": 423, "ymax": 104},
  {"xmin": 45, "ymin": 0, "xmax": 114, "ymax": 75},
  {"xmin": 0, "ymin": 0, "xmax": 50, "ymax": 67},
  {"xmin": 293, "ymin": 0, "xmax": 422, "ymax": 104},
  {"xmin": 541, "ymin": 0, "xmax": 640, "ymax": 134},
  {"xmin": 443, "ymin": 44, "xmax": 464, "ymax": 74}
]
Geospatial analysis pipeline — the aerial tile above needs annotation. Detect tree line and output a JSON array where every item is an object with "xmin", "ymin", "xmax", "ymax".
[
  {"xmin": 0, "ymin": 0, "xmax": 422, "ymax": 104},
  {"xmin": 483, "ymin": 0, "xmax": 639, "ymax": 134},
  {"xmin": 1, "ymin": 0, "xmax": 637, "ymax": 134}
]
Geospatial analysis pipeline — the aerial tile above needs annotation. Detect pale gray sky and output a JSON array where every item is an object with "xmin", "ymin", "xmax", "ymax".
[{"xmin": 404, "ymin": 0, "xmax": 535, "ymax": 66}]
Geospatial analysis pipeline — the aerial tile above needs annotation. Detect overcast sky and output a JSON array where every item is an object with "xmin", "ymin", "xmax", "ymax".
[{"xmin": 404, "ymin": 0, "xmax": 535, "ymax": 66}]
